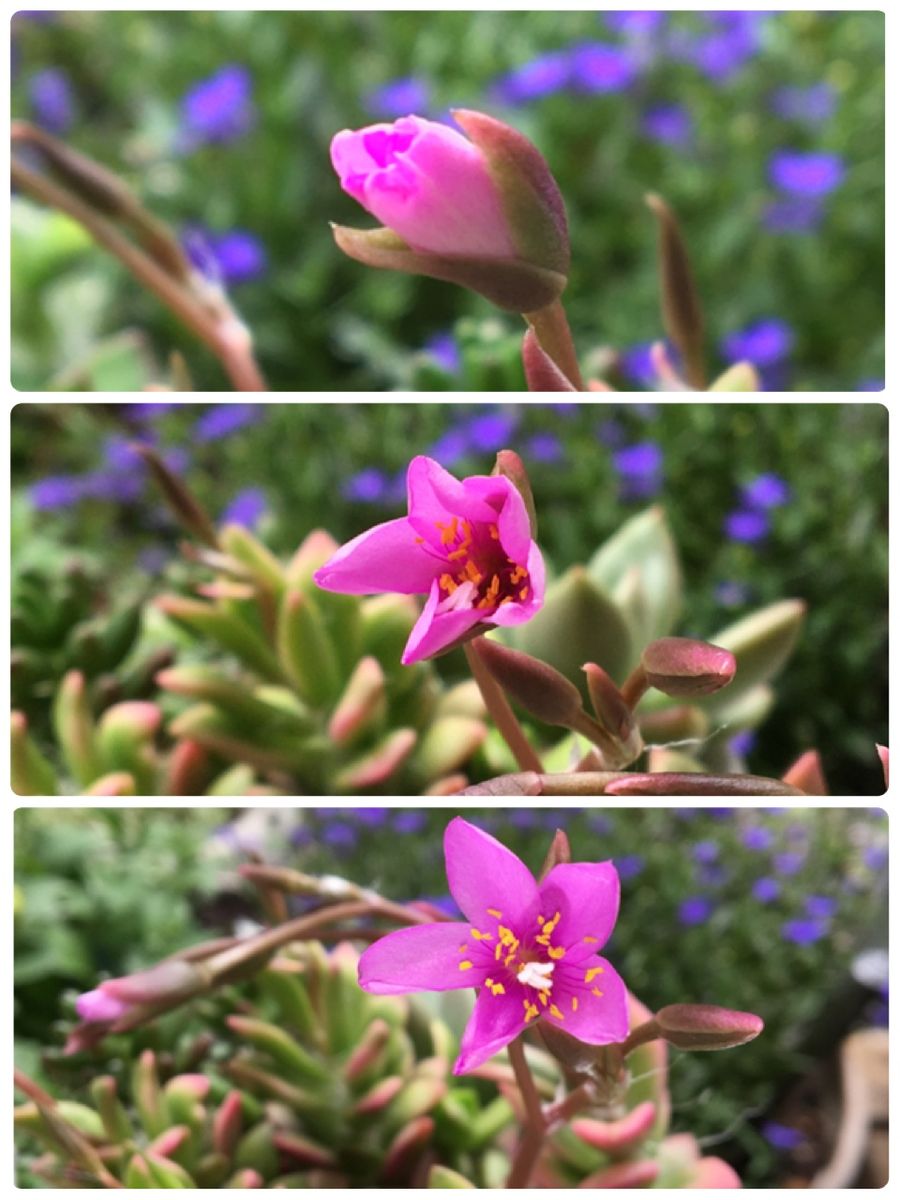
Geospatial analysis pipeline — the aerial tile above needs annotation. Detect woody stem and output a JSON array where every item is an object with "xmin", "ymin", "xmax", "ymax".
[
  {"xmin": 524, "ymin": 299, "xmax": 586, "ymax": 390},
  {"xmin": 464, "ymin": 638, "xmax": 543, "ymax": 773},
  {"xmin": 506, "ymin": 1036, "xmax": 547, "ymax": 1188}
]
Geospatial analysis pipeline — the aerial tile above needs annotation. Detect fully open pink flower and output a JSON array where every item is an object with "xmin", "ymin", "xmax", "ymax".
[
  {"xmin": 331, "ymin": 116, "xmax": 516, "ymax": 259},
  {"xmin": 314, "ymin": 456, "xmax": 545, "ymax": 664},
  {"xmin": 359, "ymin": 818, "xmax": 628, "ymax": 1074}
]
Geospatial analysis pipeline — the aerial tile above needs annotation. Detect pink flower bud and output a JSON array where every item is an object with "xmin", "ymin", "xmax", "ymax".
[
  {"xmin": 640, "ymin": 637, "xmax": 736, "ymax": 698},
  {"xmin": 75, "ymin": 988, "xmax": 128, "ymax": 1023},
  {"xmin": 655, "ymin": 1004, "xmax": 764, "ymax": 1051}
]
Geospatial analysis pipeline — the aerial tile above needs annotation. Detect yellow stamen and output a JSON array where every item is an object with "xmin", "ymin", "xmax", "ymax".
[
  {"xmin": 583, "ymin": 936, "xmax": 598, "ymax": 944},
  {"xmin": 538, "ymin": 991, "xmax": 549, "ymax": 1007},
  {"xmin": 571, "ymin": 996, "xmax": 579, "ymax": 1012},
  {"xmin": 592, "ymin": 987, "xmax": 603, "ymax": 998},
  {"xmin": 487, "ymin": 908, "xmax": 502, "ymax": 918},
  {"xmin": 510, "ymin": 565, "xmax": 527, "ymax": 584},
  {"xmin": 459, "ymin": 944, "xmax": 468, "ymax": 953},
  {"xmin": 489, "ymin": 524, "xmax": 500, "ymax": 539},
  {"xmin": 548, "ymin": 946, "xmax": 566, "ymax": 960},
  {"xmin": 439, "ymin": 573, "xmax": 458, "ymax": 594},
  {"xmin": 519, "ymin": 587, "xmax": 529, "ymax": 600},
  {"xmin": 549, "ymin": 1004, "xmax": 565, "ymax": 1021},
  {"xmin": 459, "ymin": 960, "xmax": 473, "ymax": 971},
  {"xmin": 584, "ymin": 966, "xmax": 604, "ymax": 984},
  {"xmin": 471, "ymin": 928, "xmax": 493, "ymax": 941}
]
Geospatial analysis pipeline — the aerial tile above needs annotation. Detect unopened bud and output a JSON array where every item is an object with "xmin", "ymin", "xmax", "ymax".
[
  {"xmin": 134, "ymin": 444, "xmax": 218, "ymax": 547},
  {"xmin": 492, "ymin": 449, "xmax": 538, "ymax": 536},
  {"xmin": 328, "ymin": 656, "xmax": 387, "ymax": 744},
  {"xmin": 333, "ymin": 728, "xmax": 417, "ymax": 791},
  {"xmin": 538, "ymin": 829, "xmax": 571, "ymax": 882},
  {"xmin": 656, "ymin": 1004, "xmax": 764, "ymax": 1051},
  {"xmin": 641, "ymin": 637, "xmax": 736, "ymax": 697},
  {"xmin": 782, "ymin": 749, "xmax": 828, "ymax": 795},
  {"xmin": 474, "ymin": 637, "xmax": 584, "ymax": 727},
  {"xmin": 522, "ymin": 327, "xmax": 577, "ymax": 392},
  {"xmin": 645, "ymin": 192, "xmax": 705, "ymax": 389},
  {"xmin": 582, "ymin": 662, "xmax": 638, "ymax": 742}
]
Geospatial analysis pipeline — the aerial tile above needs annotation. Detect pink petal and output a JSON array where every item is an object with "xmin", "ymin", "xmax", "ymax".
[
  {"xmin": 444, "ymin": 817, "xmax": 540, "ymax": 931},
  {"xmin": 358, "ymin": 922, "xmax": 488, "ymax": 995},
  {"xmin": 401, "ymin": 579, "xmax": 484, "ymax": 664},
  {"xmin": 75, "ymin": 987, "xmax": 127, "ymax": 1023},
  {"xmin": 547, "ymin": 955, "xmax": 629, "ymax": 1044},
  {"xmin": 538, "ymin": 862, "xmax": 620, "ymax": 962},
  {"xmin": 455, "ymin": 983, "xmax": 529, "ymax": 1074},
  {"xmin": 495, "ymin": 477, "xmax": 534, "ymax": 566},
  {"xmin": 313, "ymin": 517, "xmax": 439, "ymax": 595},
  {"xmin": 486, "ymin": 542, "xmax": 546, "ymax": 627},
  {"xmin": 407, "ymin": 458, "xmax": 500, "ymax": 547}
]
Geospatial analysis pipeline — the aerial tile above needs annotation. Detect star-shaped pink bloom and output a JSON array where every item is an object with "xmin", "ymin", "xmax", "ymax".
[
  {"xmin": 359, "ymin": 818, "xmax": 628, "ymax": 1074},
  {"xmin": 314, "ymin": 456, "xmax": 545, "ymax": 664}
]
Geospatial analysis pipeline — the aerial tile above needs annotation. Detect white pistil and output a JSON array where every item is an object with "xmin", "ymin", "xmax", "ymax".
[
  {"xmin": 517, "ymin": 961, "xmax": 555, "ymax": 991},
  {"xmin": 436, "ymin": 580, "xmax": 477, "ymax": 613}
]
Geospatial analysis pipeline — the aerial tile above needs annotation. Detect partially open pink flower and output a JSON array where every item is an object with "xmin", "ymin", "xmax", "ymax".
[
  {"xmin": 359, "ymin": 817, "xmax": 628, "ymax": 1074},
  {"xmin": 314, "ymin": 456, "xmax": 545, "ymax": 664},
  {"xmin": 332, "ymin": 116, "xmax": 516, "ymax": 259},
  {"xmin": 67, "ymin": 959, "xmax": 205, "ymax": 1054}
]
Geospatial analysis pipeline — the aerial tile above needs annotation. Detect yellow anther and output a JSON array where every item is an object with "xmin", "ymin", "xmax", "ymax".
[
  {"xmin": 459, "ymin": 944, "xmax": 468, "ymax": 953},
  {"xmin": 510, "ymin": 565, "xmax": 527, "ymax": 584},
  {"xmin": 519, "ymin": 587, "xmax": 529, "ymax": 600},
  {"xmin": 549, "ymin": 1004, "xmax": 565, "ymax": 1021},
  {"xmin": 464, "ymin": 560, "xmax": 483, "ymax": 585},
  {"xmin": 490, "ymin": 981, "xmax": 505, "ymax": 996},
  {"xmin": 489, "ymin": 524, "xmax": 500, "ymax": 539},
  {"xmin": 592, "ymin": 987, "xmax": 603, "ymax": 998},
  {"xmin": 548, "ymin": 946, "xmax": 566, "ymax": 960},
  {"xmin": 487, "ymin": 908, "xmax": 502, "ymax": 918},
  {"xmin": 439, "ymin": 573, "xmax": 458, "ymax": 594},
  {"xmin": 584, "ymin": 966, "xmax": 604, "ymax": 983},
  {"xmin": 437, "ymin": 517, "xmax": 459, "ymax": 545},
  {"xmin": 537, "ymin": 915, "xmax": 545, "ymax": 925},
  {"xmin": 415, "ymin": 536, "xmax": 425, "ymax": 544},
  {"xmin": 571, "ymin": 996, "xmax": 579, "ymax": 1012},
  {"xmin": 470, "ymin": 928, "xmax": 493, "ymax": 941},
  {"xmin": 459, "ymin": 960, "xmax": 474, "ymax": 971},
  {"xmin": 535, "ymin": 934, "xmax": 550, "ymax": 947},
  {"xmin": 494, "ymin": 943, "xmax": 503, "ymax": 961},
  {"xmin": 538, "ymin": 991, "xmax": 549, "ymax": 1007},
  {"xmin": 524, "ymin": 1003, "xmax": 540, "ymax": 1022},
  {"xmin": 583, "ymin": 935, "xmax": 598, "ymax": 944}
]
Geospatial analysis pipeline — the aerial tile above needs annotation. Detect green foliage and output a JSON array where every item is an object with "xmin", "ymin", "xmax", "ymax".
[{"xmin": 10, "ymin": 10, "xmax": 884, "ymax": 390}]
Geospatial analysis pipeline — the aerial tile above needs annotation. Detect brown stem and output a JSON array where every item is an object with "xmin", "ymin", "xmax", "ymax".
[
  {"xmin": 464, "ymin": 639, "xmax": 543, "ymax": 773},
  {"xmin": 11, "ymin": 155, "xmax": 266, "ymax": 391},
  {"xmin": 620, "ymin": 664, "xmax": 650, "ymax": 711},
  {"xmin": 544, "ymin": 1081, "xmax": 596, "ymax": 1127},
  {"xmin": 506, "ymin": 1037, "xmax": 547, "ymax": 1188},
  {"xmin": 524, "ymin": 299, "xmax": 585, "ymax": 390}
]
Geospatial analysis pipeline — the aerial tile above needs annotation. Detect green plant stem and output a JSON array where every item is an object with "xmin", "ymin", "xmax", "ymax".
[
  {"xmin": 11, "ymin": 155, "xmax": 266, "ymax": 392},
  {"xmin": 464, "ymin": 639, "xmax": 543, "ymax": 773},
  {"xmin": 506, "ymin": 1037, "xmax": 547, "ymax": 1188},
  {"xmin": 524, "ymin": 299, "xmax": 585, "ymax": 390}
]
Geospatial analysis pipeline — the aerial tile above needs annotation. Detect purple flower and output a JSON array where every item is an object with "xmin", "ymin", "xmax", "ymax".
[
  {"xmin": 422, "ymin": 332, "xmax": 461, "ymax": 375},
  {"xmin": 570, "ymin": 43, "xmax": 639, "ymax": 93},
  {"xmin": 692, "ymin": 840, "xmax": 719, "ymax": 865},
  {"xmin": 605, "ymin": 12, "xmax": 665, "ymax": 37},
  {"xmin": 29, "ymin": 68, "xmax": 75, "ymax": 134},
  {"xmin": 740, "ymin": 474, "xmax": 791, "ymax": 510},
  {"xmin": 762, "ymin": 196, "xmax": 825, "ymax": 234},
  {"xmin": 762, "ymin": 1121, "xmax": 805, "ymax": 1151},
  {"xmin": 641, "ymin": 103, "xmax": 693, "ymax": 146},
  {"xmin": 28, "ymin": 474, "xmax": 89, "ymax": 510},
  {"xmin": 678, "ymin": 896, "xmax": 713, "ymax": 926},
  {"xmin": 315, "ymin": 456, "xmax": 545, "ymax": 665},
  {"xmin": 857, "ymin": 378, "xmax": 884, "ymax": 392},
  {"xmin": 697, "ymin": 864, "xmax": 729, "ymax": 888},
  {"xmin": 367, "ymin": 77, "xmax": 430, "ymax": 118},
  {"xmin": 427, "ymin": 428, "xmax": 469, "ymax": 467},
  {"xmin": 680, "ymin": 26, "xmax": 760, "ymax": 82},
  {"xmin": 724, "ymin": 510, "xmax": 769, "ymax": 544},
  {"xmin": 350, "ymin": 806, "xmax": 390, "ymax": 827},
  {"xmin": 193, "ymin": 403, "xmax": 260, "ymax": 443},
  {"xmin": 493, "ymin": 53, "xmax": 571, "ymax": 104},
  {"xmin": 341, "ymin": 467, "xmax": 391, "ymax": 504},
  {"xmin": 614, "ymin": 854, "xmax": 645, "ymax": 881},
  {"xmin": 721, "ymin": 319, "xmax": 794, "ymax": 367},
  {"xmin": 782, "ymin": 917, "xmax": 829, "ymax": 946},
  {"xmin": 81, "ymin": 471, "xmax": 144, "ymax": 503},
  {"xmin": 596, "ymin": 418, "xmax": 626, "ymax": 447},
  {"xmin": 805, "ymin": 895, "xmax": 837, "ymax": 919},
  {"xmin": 211, "ymin": 231, "xmax": 267, "ymax": 283},
  {"xmin": 124, "ymin": 402, "xmax": 179, "ymax": 422},
  {"xmin": 612, "ymin": 442, "xmax": 663, "ymax": 500},
  {"xmin": 220, "ymin": 487, "xmax": 267, "ymax": 529},
  {"xmin": 181, "ymin": 65, "xmax": 253, "ymax": 144},
  {"xmin": 769, "ymin": 151, "xmax": 845, "ymax": 196},
  {"xmin": 525, "ymin": 432, "xmax": 564, "ymax": 464},
  {"xmin": 508, "ymin": 810, "xmax": 539, "ymax": 829},
  {"xmin": 770, "ymin": 83, "xmax": 836, "ymax": 124},
  {"xmin": 358, "ymin": 818, "xmax": 628, "ymax": 1074},
  {"xmin": 465, "ymin": 410, "xmax": 519, "ymax": 452},
  {"xmin": 394, "ymin": 811, "xmax": 427, "ymax": 835},
  {"xmin": 743, "ymin": 827, "xmax": 773, "ymax": 852},
  {"xmin": 773, "ymin": 851, "xmax": 805, "ymax": 876},
  {"xmin": 618, "ymin": 342, "xmax": 657, "ymax": 387},
  {"xmin": 322, "ymin": 822, "xmax": 357, "ymax": 850},
  {"xmin": 863, "ymin": 846, "xmax": 888, "ymax": 872},
  {"xmin": 587, "ymin": 814, "xmax": 613, "ymax": 837},
  {"xmin": 752, "ymin": 877, "xmax": 781, "ymax": 903}
]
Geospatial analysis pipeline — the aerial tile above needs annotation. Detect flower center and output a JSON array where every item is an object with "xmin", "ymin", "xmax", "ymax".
[
  {"xmin": 432, "ymin": 517, "xmax": 530, "ymax": 612},
  {"xmin": 516, "ymin": 961, "xmax": 555, "ymax": 990}
]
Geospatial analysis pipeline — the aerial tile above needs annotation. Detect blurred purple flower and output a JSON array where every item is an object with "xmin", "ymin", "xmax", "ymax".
[
  {"xmin": 507, "ymin": 810, "xmax": 539, "ymax": 829},
  {"xmin": 805, "ymin": 895, "xmax": 838, "ymax": 919},
  {"xmin": 465, "ymin": 410, "xmax": 519, "ymax": 452},
  {"xmin": 641, "ymin": 103, "xmax": 693, "ymax": 146},
  {"xmin": 752, "ymin": 876, "xmax": 781, "ymax": 903},
  {"xmin": 721, "ymin": 319, "xmax": 794, "ymax": 368},
  {"xmin": 570, "ymin": 43, "xmax": 639, "ymax": 93},
  {"xmin": 181, "ymin": 64, "xmax": 253, "ymax": 144},
  {"xmin": 29, "ymin": 68, "xmax": 75, "ymax": 134},
  {"xmin": 618, "ymin": 342, "xmax": 657, "ymax": 387},
  {"xmin": 393, "ymin": 811, "xmax": 426, "ymax": 834},
  {"xmin": 857, "ymin": 378, "xmax": 884, "ymax": 392},
  {"xmin": 743, "ymin": 827, "xmax": 773, "ymax": 851},
  {"xmin": 678, "ymin": 896, "xmax": 713, "ymax": 926},
  {"xmin": 525, "ymin": 432, "xmax": 565, "ymax": 463},
  {"xmin": 692, "ymin": 840, "xmax": 719, "ymax": 864},
  {"xmin": 605, "ymin": 12, "xmax": 665, "ymax": 36},
  {"xmin": 863, "ymin": 846, "xmax": 888, "ymax": 872},
  {"xmin": 427, "ymin": 428, "xmax": 469, "ymax": 467},
  {"xmin": 596, "ymin": 418, "xmax": 626, "ymax": 447},
  {"xmin": 762, "ymin": 195, "xmax": 826, "ymax": 234},
  {"xmin": 28, "ymin": 475, "xmax": 89, "ymax": 510},
  {"xmin": 419, "ymin": 894, "xmax": 461, "ymax": 918},
  {"xmin": 184, "ymin": 228, "xmax": 267, "ymax": 285},
  {"xmin": 587, "ymin": 814, "xmax": 613, "ymax": 837},
  {"xmin": 220, "ymin": 487, "xmax": 267, "ymax": 529},
  {"xmin": 493, "ymin": 53, "xmax": 571, "ymax": 104},
  {"xmin": 322, "ymin": 822, "xmax": 357, "ymax": 851},
  {"xmin": 773, "ymin": 851, "xmax": 805, "ymax": 876},
  {"xmin": 741, "ymin": 474, "xmax": 791, "ymax": 510},
  {"xmin": 341, "ymin": 467, "xmax": 391, "ymax": 503},
  {"xmin": 681, "ymin": 26, "xmax": 760, "ymax": 82},
  {"xmin": 193, "ymin": 403, "xmax": 260, "ymax": 443},
  {"xmin": 124, "ymin": 402, "xmax": 179, "ymax": 422},
  {"xmin": 724, "ymin": 510, "xmax": 769, "ymax": 544},
  {"xmin": 422, "ymin": 331, "xmax": 461, "ymax": 374},
  {"xmin": 615, "ymin": 854, "xmax": 645, "ymax": 880},
  {"xmin": 762, "ymin": 1121, "xmax": 805, "ymax": 1151},
  {"xmin": 697, "ymin": 863, "xmax": 729, "ymax": 888},
  {"xmin": 137, "ymin": 545, "xmax": 171, "ymax": 576},
  {"xmin": 770, "ymin": 83, "xmax": 837, "ymax": 123},
  {"xmin": 350, "ymin": 807, "xmax": 390, "ymax": 827},
  {"xmin": 769, "ymin": 150, "xmax": 845, "ymax": 196},
  {"xmin": 730, "ymin": 731, "xmax": 756, "ymax": 757},
  {"xmin": 782, "ymin": 917, "xmax": 829, "ymax": 946},
  {"xmin": 81, "ymin": 471, "xmax": 144, "ymax": 503},
  {"xmin": 612, "ymin": 442, "xmax": 663, "ymax": 500},
  {"xmin": 367, "ymin": 77, "xmax": 430, "ymax": 117},
  {"xmin": 715, "ymin": 580, "xmax": 750, "ymax": 607}
]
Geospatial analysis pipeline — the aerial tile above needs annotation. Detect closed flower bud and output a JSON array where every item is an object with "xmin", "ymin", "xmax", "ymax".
[
  {"xmin": 655, "ymin": 1004, "xmax": 764, "ymax": 1051},
  {"xmin": 640, "ymin": 637, "xmax": 736, "ymax": 697}
]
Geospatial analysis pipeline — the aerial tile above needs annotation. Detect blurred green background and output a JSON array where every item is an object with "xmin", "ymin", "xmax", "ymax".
[
  {"xmin": 10, "ymin": 9, "xmax": 884, "ymax": 391},
  {"xmin": 11, "ymin": 401, "xmax": 888, "ymax": 793},
  {"xmin": 14, "ymin": 805, "xmax": 889, "ymax": 1187}
]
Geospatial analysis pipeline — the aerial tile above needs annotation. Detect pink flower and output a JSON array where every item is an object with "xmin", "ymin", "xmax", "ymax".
[
  {"xmin": 331, "ymin": 115, "xmax": 516, "ymax": 259},
  {"xmin": 67, "ymin": 960, "xmax": 204, "ymax": 1054},
  {"xmin": 314, "ymin": 456, "xmax": 545, "ymax": 664},
  {"xmin": 358, "ymin": 817, "xmax": 628, "ymax": 1074}
]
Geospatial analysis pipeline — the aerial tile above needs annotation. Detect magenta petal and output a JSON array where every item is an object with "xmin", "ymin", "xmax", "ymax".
[
  {"xmin": 401, "ymin": 579, "xmax": 484, "ymax": 664},
  {"xmin": 444, "ymin": 817, "xmax": 540, "ymax": 931},
  {"xmin": 408, "ymin": 457, "xmax": 500, "ymax": 538},
  {"xmin": 455, "ymin": 984, "xmax": 529, "ymax": 1074},
  {"xmin": 495, "ymin": 479, "xmax": 534, "ymax": 566},
  {"xmin": 549, "ymin": 956, "xmax": 629, "ymax": 1044},
  {"xmin": 75, "ymin": 988, "xmax": 128, "ymax": 1023},
  {"xmin": 313, "ymin": 517, "xmax": 438, "ymax": 596},
  {"xmin": 358, "ymin": 922, "xmax": 487, "ymax": 995},
  {"xmin": 539, "ymin": 862, "xmax": 620, "ymax": 963}
]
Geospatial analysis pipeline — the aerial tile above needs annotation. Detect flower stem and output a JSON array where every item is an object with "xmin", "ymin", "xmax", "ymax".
[
  {"xmin": 506, "ymin": 1037, "xmax": 547, "ymax": 1188},
  {"xmin": 524, "ymin": 299, "xmax": 585, "ymax": 390},
  {"xmin": 464, "ymin": 638, "xmax": 543, "ymax": 773}
]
